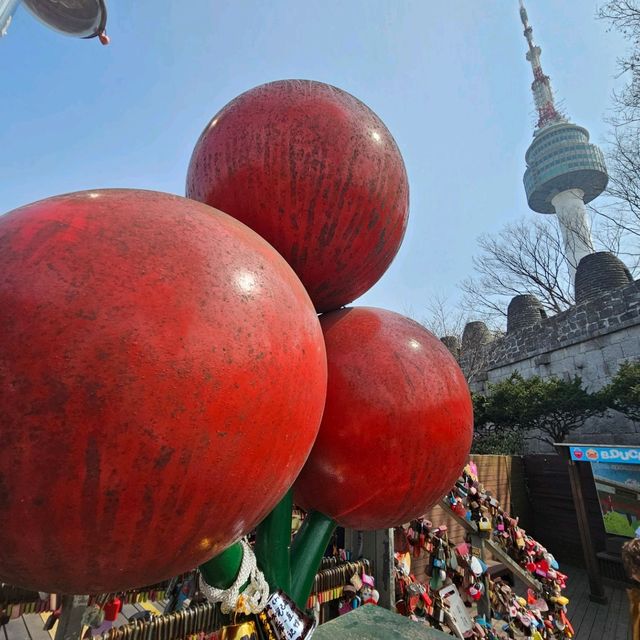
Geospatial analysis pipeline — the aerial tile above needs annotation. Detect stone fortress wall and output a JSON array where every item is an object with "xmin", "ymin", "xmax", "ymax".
[{"xmin": 450, "ymin": 252, "xmax": 640, "ymax": 451}]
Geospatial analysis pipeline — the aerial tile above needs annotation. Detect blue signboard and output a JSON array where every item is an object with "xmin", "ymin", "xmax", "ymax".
[{"xmin": 569, "ymin": 446, "xmax": 640, "ymax": 464}]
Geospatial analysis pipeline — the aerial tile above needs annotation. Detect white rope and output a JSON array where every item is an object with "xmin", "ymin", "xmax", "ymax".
[{"xmin": 199, "ymin": 539, "xmax": 270, "ymax": 614}]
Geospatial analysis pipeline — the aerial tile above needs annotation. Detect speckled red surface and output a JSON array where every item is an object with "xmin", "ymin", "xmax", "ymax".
[
  {"xmin": 186, "ymin": 80, "xmax": 409, "ymax": 313},
  {"xmin": 0, "ymin": 189, "xmax": 327, "ymax": 593},
  {"xmin": 295, "ymin": 307, "xmax": 473, "ymax": 529}
]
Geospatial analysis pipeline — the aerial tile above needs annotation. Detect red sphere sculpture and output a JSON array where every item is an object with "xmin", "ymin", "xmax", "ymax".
[
  {"xmin": 294, "ymin": 307, "xmax": 473, "ymax": 529},
  {"xmin": 186, "ymin": 79, "xmax": 410, "ymax": 313},
  {"xmin": 0, "ymin": 189, "xmax": 327, "ymax": 593}
]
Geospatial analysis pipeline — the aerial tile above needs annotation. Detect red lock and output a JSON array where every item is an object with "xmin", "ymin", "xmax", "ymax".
[
  {"xmin": 468, "ymin": 584, "xmax": 483, "ymax": 601},
  {"xmin": 103, "ymin": 597, "xmax": 122, "ymax": 622}
]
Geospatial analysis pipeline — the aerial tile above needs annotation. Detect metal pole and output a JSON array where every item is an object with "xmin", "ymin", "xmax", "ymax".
[
  {"xmin": 564, "ymin": 452, "xmax": 607, "ymax": 603},
  {"xmin": 255, "ymin": 489, "xmax": 293, "ymax": 594},
  {"xmin": 355, "ymin": 529, "xmax": 395, "ymax": 610},
  {"xmin": 200, "ymin": 541, "xmax": 244, "ymax": 589},
  {"xmin": 289, "ymin": 511, "xmax": 337, "ymax": 609},
  {"xmin": 54, "ymin": 595, "xmax": 89, "ymax": 640}
]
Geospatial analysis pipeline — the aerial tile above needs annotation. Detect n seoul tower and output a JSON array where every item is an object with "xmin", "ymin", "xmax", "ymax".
[{"xmin": 519, "ymin": 0, "xmax": 608, "ymax": 281}]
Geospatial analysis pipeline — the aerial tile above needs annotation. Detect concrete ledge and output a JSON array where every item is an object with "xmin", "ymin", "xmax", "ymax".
[{"xmin": 313, "ymin": 605, "xmax": 451, "ymax": 639}]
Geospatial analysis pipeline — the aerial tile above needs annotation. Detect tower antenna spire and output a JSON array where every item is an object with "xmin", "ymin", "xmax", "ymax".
[
  {"xmin": 519, "ymin": 0, "xmax": 564, "ymax": 130},
  {"xmin": 519, "ymin": 1, "xmax": 608, "ymax": 286}
]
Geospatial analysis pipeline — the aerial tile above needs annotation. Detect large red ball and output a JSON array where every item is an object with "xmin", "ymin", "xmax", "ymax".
[
  {"xmin": 186, "ymin": 79, "xmax": 409, "ymax": 313},
  {"xmin": 0, "ymin": 189, "xmax": 327, "ymax": 593},
  {"xmin": 294, "ymin": 307, "xmax": 473, "ymax": 529}
]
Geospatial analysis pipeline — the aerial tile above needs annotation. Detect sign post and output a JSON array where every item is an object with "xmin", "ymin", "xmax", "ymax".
[{"xmin": 555, "ymin": 443, "xmax": 640, "ymax": 604}]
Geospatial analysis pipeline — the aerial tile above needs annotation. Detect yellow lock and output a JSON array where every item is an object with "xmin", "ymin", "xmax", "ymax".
[
  {"xmin": 478, "ymin": 517, "xmax": 492, "ymax": 532},
  {"xmin": 219, "ymin": 621, "xmax": 258, "ymax": 640}
]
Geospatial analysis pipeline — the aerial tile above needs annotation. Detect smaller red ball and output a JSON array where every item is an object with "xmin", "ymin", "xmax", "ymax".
[
  {"xmin": 186, "ymin": 79, "xmax": 409, "ymax": 313},
  {"xmin": 294, "ymin": 307, "xmax": 473, "ymax": 529}
]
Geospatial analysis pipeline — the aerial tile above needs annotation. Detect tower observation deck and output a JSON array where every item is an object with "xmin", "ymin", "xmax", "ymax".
[{"xmin": 519, "ymin": 1, "xmax": 608, "ymax": 280}]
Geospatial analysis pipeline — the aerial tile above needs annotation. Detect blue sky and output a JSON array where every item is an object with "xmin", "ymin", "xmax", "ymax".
[{"xmin": 0, "ymin": 1, "xmax": 627, "ymax": 320}]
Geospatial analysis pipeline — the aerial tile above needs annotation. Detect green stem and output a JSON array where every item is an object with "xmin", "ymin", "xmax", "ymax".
[
  {"xmin": 255, "ymin": 489, "xmax": 293, "ymax": 594},
  {"xmin": 289, "ymin": 511, "xmax": 337, "ymax": 609},
  {"xmin": 199, "ymin": 541, "xmax": 244, "ymax": 589}
]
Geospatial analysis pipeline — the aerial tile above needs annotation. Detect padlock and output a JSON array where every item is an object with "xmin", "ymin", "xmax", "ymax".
[
  {"xmin": 219, "ymin": 621, "xmax": 258, "ymax": 640},
  {"xmin": 468, "ymin": 582, "xmax": 484, "ymax": 601},
  {"xmin": 453, "ymin": 498, "xmax": 466, "ymax": 517},
  {"xmin": 478, "ymin": 516, "xmax": 492, "ymax": 532},
  {"xmin": 103, "ymin": 597, "xmax": 122, "ymax": 622}
]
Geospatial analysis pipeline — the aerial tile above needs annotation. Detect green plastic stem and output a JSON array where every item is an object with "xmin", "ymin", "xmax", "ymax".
[
  {"xmin": 289, "ymin": 511, "xmax": 337, "ymax": 609},
  {"xmin": 199, "ymin": 541, "xmax": 244, "ymax": 589},
  {"xmin": 255, "ymin": 489, "xmax": 293, "ymax": 594}
]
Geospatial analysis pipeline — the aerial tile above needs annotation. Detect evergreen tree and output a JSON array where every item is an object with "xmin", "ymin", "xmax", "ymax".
[{"xmin": 599, "ymin": 360, "xmax": 640, "ymax": 421}]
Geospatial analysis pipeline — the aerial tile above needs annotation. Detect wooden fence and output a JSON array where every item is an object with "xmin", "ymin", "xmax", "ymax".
[{"xmin": 523, "ymin": 454, "xmax": 607, "ymax": 566}]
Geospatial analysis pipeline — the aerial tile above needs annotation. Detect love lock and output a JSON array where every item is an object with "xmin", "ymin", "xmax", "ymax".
[{"xmin": 478, "ymin": 516, "xmax": 492, "ymax": 532}]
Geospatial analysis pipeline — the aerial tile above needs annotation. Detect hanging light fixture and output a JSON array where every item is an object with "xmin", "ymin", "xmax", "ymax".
[{"xmin": 1, "ymin": 0, "xmax": 108, "ymax": 43}]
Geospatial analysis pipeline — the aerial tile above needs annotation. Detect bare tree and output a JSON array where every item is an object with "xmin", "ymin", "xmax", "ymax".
[
  {"xmin": 598, "ymin": 1, "xmax": 640, "ymax": 119},
  {"xmin": 592, "ymin": 125, "xmax": 640, "ymax": 270},
  {"xmin": 459, "ymin": 218, "xmax": 574, "ymax": 323},
  {"xmin": 591, "ymin": 1, "xmax": 640, "ymax": 267},
  {"xmin": 421, "ymin": 294, "xmax": 502, "ymax": 384},
  {"xmin": 421, "ymin": 293, "xmax": 470, "ymax": 342}
]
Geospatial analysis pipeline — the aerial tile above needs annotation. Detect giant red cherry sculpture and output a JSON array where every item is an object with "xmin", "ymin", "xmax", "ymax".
[
  {"xmin": 294, "ymin": 307, "xmax": 473, "ymax": 529},
  {"xmin": 186, "ymin": 79, "xmax": 409, "ymax": 313},
  {"xmin": 0, "ymin": 189, "xmax": 327, "ymax": 593}
]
